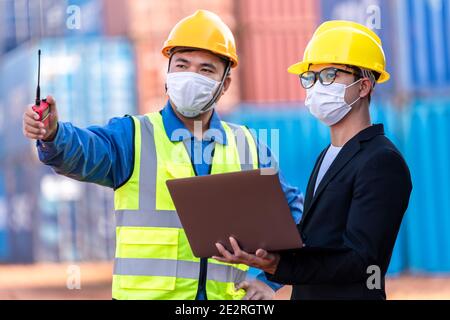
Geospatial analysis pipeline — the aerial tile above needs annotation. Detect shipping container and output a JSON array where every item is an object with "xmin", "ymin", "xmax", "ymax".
[
  {"xmin": 36, "ymin": 169, "xmax": 115, "ymax": 262},
  {"xmin": 0, "ymin": 37, "xmax": 136, "ymax": 263},
  {"xmin": 0, "ymin": 0, "xmax": 66, "ymax": 54},
  {"xmin": 236, "ymin": 0, "xmax": 320, "ymax": 104},
  {"xmin": 0, "ymin": 37, "xmax": 137, "ymax": 155},
  {"xmin": 36, "ymin": 37, "xmax": 137, "ymax": 127},
  {"xmin": 0, "ymin": 168, "xmax": 8, "ymax": 262},
  {"xmin": 393, "ymin": 0, "xmax": 450, "ymax": 93},
  {"xmin": 0, "ymin": 45, "xmax": 34, "ymax": 157},
  {"xmin": 0, "ymin": 0, "xmax": 106, "ymax": 55},
  {"xmin": 64, "ymin": 0, "xmax": 104, "ymax": 36},
  {"xmin": 102, "ymin": 0, "xmax": 130, "ymax": 36},
  {"xmin": 320, "ymin": 0, "xmax": 450, "ymax": 97},
  {"xmin": 0, "ymin": 153, "xmax": 115, "ymax": 263},
  {"xmin": 402, "ymin": 99, "xmax": 450, "ymax": 272},
  {"xmin": 125, "ymin": 0, "xmax": 236, "ymax": 41},
  {"xmin": 0, "ymin": 154, "xmax": 40, "ymax": 263},
  {"xmin": 319, "ymin": 0, "xmax": 396, "ymax": 96}
]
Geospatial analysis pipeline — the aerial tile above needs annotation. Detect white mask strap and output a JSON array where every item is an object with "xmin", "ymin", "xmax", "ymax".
[{"xmin": 345, "ymin": 78, "xmax": 363, "ymax": 107}]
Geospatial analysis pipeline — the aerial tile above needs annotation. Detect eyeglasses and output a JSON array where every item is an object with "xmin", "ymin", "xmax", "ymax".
[{"xmin": 299, "ymin": 67, "xmax": 361, "ymax": 89}]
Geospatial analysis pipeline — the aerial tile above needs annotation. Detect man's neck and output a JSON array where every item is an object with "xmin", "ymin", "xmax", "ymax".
[
  {"xmin": 330, "ymin": 104, "xmax": 371, "ymax": 147},
  {"xmin": 171, "ymin": 103, "xmax": 213, "ymax": 140}
]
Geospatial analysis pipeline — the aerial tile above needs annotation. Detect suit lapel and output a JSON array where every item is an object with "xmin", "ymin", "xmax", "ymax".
[
  {"xmin": 299, "ymin": 124, "xmax": 385, "ymax": 230},
  {"xmin": 300, "ymin": 139, "xmax": 361, "ymax": 228},
  {"xmin": 303, "ymin": 147, "xmax": 328, "ymax": 215}
]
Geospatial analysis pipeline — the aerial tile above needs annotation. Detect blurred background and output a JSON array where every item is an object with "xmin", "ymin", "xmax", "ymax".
[{"xmin": 0, "ymin": 0, "xmax": 450, "ymax": 299}]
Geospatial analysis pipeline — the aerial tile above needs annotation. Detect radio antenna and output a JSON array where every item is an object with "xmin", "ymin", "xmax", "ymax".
[{"xmin": 35, "ymin": 49, "xmax": 42, "ymax": 106}]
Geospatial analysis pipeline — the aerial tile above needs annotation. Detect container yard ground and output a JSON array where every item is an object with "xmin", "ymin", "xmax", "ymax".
[{"xmin": 1, "ymin": 263, "xmax": 450, "ymax": 300}]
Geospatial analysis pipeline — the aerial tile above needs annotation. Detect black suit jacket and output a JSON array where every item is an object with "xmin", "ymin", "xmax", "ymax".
[{"xmin": 267, "ymin": 124, "xmax": 412, "ymax": 300}]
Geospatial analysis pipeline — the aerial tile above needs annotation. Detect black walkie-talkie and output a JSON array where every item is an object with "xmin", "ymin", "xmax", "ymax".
[{"xmin": 32, "ymin": 50, "xmax": 50, "ymax": 126}]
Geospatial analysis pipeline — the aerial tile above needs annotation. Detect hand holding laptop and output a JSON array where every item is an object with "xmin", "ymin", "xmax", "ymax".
[{"xmin": 213, "ymin": 236, "xmax": 281, "ymax": 275}]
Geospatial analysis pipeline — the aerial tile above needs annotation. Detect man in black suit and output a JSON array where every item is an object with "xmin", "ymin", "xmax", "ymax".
[{"xmin": 213, "ymin": 20, "xmax": 412, "ymax": 300}]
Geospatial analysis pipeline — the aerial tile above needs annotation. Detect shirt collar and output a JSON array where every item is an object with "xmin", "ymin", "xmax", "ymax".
[{"xmin": 161, "ymin": 100, "xmax": 228, "ymax": 145}]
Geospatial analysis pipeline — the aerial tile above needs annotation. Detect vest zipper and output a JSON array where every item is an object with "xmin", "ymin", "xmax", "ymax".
[
  {"xmin": 185, "ymin": 140, "xmax": 214, "ymax": 300},
  {"xmin": 195, "ymin": 258, "xmax": 208, "ymax": 300}
]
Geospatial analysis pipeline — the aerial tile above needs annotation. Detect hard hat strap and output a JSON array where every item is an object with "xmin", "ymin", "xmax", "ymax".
[{"xmin": 200, "ymin": 60, "xmax": 232, "ymax": 113}]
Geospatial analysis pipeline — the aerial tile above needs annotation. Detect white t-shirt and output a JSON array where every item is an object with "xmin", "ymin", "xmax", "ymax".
[{"xmin": 314, "ymin": 144, "xmax": 343, "ymax": 195}]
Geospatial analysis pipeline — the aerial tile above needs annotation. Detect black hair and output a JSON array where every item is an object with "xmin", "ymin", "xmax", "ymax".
[{"xmin": 168, "ymin": 48, "xmax": 231, "ymax": 76}]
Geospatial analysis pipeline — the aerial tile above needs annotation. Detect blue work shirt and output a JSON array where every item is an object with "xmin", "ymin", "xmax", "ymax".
[{"xmin": 37, "ymin": 101, "xmax": 304, "ymax": 295}]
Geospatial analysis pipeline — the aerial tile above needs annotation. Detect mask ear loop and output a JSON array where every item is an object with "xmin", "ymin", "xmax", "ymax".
[
  {"xmin": 200, "ymin": 60, "xmax": 232, "ymax": 113},
  {"xmin": 345, "ymin": 78, "xmax": 364, "ymax": 107}
]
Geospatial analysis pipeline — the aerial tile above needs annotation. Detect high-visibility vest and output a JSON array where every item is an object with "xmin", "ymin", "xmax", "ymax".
[{"xmin": 112, "ymin": 112, "xmax": 259, "ymax": 300}]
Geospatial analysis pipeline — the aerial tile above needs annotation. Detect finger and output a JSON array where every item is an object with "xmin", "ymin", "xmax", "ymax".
[
  {"xmin": 215, "ymin": 243, "xmax": 235, "ymax": 261},
  {"xmin": 24, "ymin": 131, "xmax": 44, "ymax": 140},
  {"xmin": 24, "ymin": 115, "xmax": 45, "ymax": 128},
  {"xmin": 229, "ymin": 237, "xmax": 250, "ymax": 259},
  {"xmin": 45, "ymin": 96, "xmax": 57, "ymax": 118},
  {"xmin": 250, "ymin": 293, "xmax": 263, "ymax": 301},
  {"xmin": 243, "ymin": 289, "xmax": 256, "ymax": 301},
  {"xmin": 25, "ymin": 124, "xmax": 45, "ymax": 135},
  {"xmin": 25, "ymin": 106, "xmax": 40, "ymax": 121},
  {"xmin": 229, "ymin": 237, "xmax": 241, "ymax": 254},
  {"xmin": 235, "ymin": 281, "xmax": 249, "ymax": 291},
  {"xmin": 211, "ymin": 256, "xmax": 228, "ymax": 263}
]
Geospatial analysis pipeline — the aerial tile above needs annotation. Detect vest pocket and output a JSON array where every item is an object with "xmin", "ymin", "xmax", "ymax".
[
  {"xmin": 119, "ymin": 275, "xmax": 177, "ymax": 291},
  {"xmin": 117, "ymin": 227, "xmax": 179, "ymax": 260},
  {"xmin": 116, "ymin": 227, "xmax": 180, "ymax": 291}
]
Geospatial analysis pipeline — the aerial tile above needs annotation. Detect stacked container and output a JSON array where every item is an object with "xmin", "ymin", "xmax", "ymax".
[
  {"xmin": 0, "ymin": 38, "xmax": 136, "ymax": 262},
  {"xmin": 236, "ymin": 0, "xmax": 319, "ymax": 104}
]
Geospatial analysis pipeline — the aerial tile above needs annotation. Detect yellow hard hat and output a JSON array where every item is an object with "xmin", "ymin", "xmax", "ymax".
[
  {"xmin": 288, "ymin": 20, "xmax": 390, "ymax": 83},
  {"xmin": 162, "ymin": 10, "xmax": 238, "ymax": 68}
]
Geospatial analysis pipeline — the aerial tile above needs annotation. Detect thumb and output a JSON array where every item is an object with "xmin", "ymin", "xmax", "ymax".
[
  {"xmin": 45, "ymin": 95, "xmax": 57, "ymax": 113},
  {"xmin": 256, "ymin": 249, "xmax": 269, "ymax": 259},
  {"xmin": 45, "ymin": 95, "xmax": 58, "ymax": 124},
  {"xmin": 235, "ymin": 280, "xmax": 250, "ymax": 291},
  {"xmin": 45, "ymin": 95, "xmax": 55, "ymax": 105}
]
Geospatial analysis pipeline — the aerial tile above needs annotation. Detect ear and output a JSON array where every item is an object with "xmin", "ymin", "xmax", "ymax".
[
  {"xmin": 359, "ymin": 78, "xmax": 373, "ymax": 99},
  {"xmin": 221, "ymin": 76, "xmax": 232, "ymax": 96}
]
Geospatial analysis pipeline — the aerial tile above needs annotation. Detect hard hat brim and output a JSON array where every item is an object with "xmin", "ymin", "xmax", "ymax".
[{"xmin": 162, "ymin": 45, "xmax": 238, "ymax": 68}]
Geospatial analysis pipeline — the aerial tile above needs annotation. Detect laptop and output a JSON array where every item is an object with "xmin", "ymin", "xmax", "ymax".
[{"xmin": 166, "ymin": 168, "xmax": 303, "ymax": 258}]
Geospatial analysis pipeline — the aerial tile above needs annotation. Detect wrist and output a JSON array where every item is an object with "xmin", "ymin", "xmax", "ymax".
[{"xmin": 42, "ymin": 123, "xmax": 59, "ymax": 142}]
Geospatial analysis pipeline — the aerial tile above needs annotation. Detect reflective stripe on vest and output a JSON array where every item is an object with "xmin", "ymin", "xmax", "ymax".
[
  {"xmin": 112, "ymin": 112, "xmax": 258, "ymax": 300},
  {"xmin": 114, "ymin": 258, "xmax": 247, "ymax": 284}
]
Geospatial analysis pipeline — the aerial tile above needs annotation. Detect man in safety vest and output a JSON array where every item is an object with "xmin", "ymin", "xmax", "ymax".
[{"xmin": 22, "ymin": 10, "xmax": 303, "ymax": 300}]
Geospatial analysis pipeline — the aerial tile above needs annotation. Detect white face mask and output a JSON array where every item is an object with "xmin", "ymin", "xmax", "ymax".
[
  {"xmin": 305, "ymin": 79, "xmax": 362, "ymax": 126},
  {"xmin": 166, "ymin": 72, "xmax": 220, "ymax": 118}
]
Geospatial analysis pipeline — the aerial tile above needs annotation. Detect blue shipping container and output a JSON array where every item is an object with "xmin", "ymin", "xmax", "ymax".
[
  {"xmin": 0, "ymin": 37, "xmax": 136, "ymax": 263},
  {"xmin": 394, "ymin": 0, "xmax": 450, "ymax": 92},
  {"xmin": 0, "ymin": 37, "xmax": 137, "ymax": 158},
  {"xmin": 0, "ymin": 0, "xmax": 104, "ymax": 55},
  {"xmin": 319, "ymin": 0, "xmax": 396, "ymax": 96},
  {"xmin": 320, "ymin": 0, "xmax": 450, "ymax": 95},
  {"xmin": 0, "ymin": 168, "xmax": 8, "ymax": 261}
]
